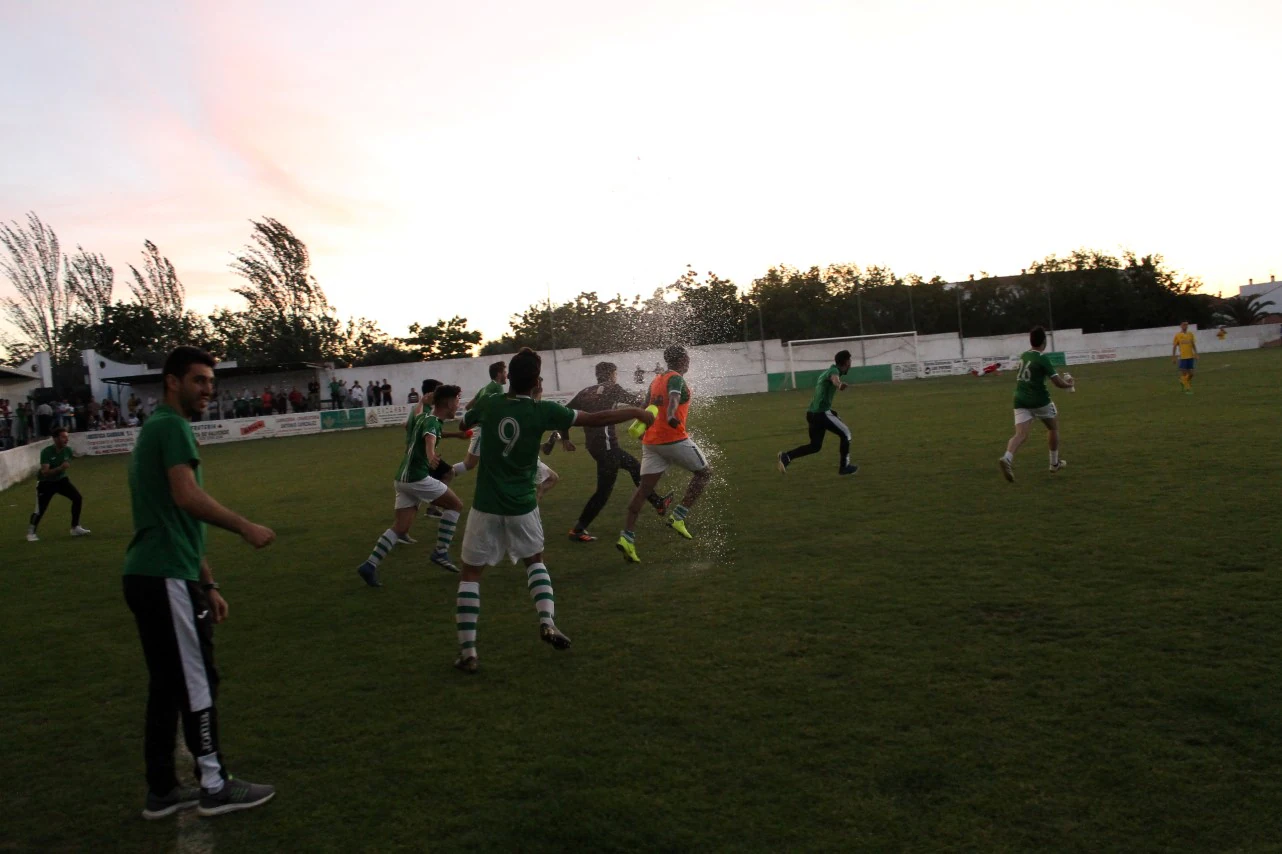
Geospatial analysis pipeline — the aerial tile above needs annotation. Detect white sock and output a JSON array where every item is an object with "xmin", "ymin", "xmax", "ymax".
[
  {"xmin": 1050, "ymin": 450, "xmax": 1059, "ymax": 466},
  {"xmin": 1002, "ymin": 451, "xmax": 1013, "ymax": 463},
  {"xmin": 452, "ymin": 461, "xmax": 467, "ymax": 476}
]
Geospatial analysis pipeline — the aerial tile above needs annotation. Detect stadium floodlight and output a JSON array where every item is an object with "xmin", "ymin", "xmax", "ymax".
[{"xmin": 785, "ymin": 331, "xmax": 920, "ymax": 389}]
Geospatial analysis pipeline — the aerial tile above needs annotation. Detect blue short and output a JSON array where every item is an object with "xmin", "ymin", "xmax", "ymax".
[{"xmin": 1178, "ymin": 358, "xmax": 1196, "ymax": 371}]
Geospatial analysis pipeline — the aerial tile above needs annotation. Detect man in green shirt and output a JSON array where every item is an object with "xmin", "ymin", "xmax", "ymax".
[
  {"xmin": 776, "ymin": 349, "xmax": 859, "ymax": 476},
  {"xmin": 26, "ymin": 426, "xmax": 90, "ymax": 541},
  {"xmin": 121, "ymin": 346, "xmax": 278, "ymax": 820},
  {"xmin": 356, "ymin": 384, "xmax": 467, "ymax": 586},
  {"xmin": 452, "ymin": 348, "xmax": 652, "ymax": 674},
  {"xmin": 451, "ymin": 359, "xmax": 508, "ymax": 478},
  {"xmin": 999, "ymin": 326, "xmax": 1075, "ymax": 482}
]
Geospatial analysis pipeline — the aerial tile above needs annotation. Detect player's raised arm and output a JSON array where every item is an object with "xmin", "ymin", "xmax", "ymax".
[
  {"xmin": 575, "ymin": 406, "xmax": 653, "ymax": 428},
  {"xmin": 168, "ymin": 464, "xmax": 275, "ymax": 548}
]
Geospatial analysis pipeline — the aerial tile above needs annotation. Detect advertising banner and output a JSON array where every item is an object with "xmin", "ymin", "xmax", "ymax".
[
  {"xmin": 364, "ymin": 405, "xmax": 409, "ymax": 427},
  {"xmin": 76, "ymin": 428, "xmax": 140, "ymax": 456},
  {"xmin": 321, "ymin": 408, "xmax": 367, "ymax": 431},
  {"xmin": 274, "ymin": 412, "xmax": 321, "ymax": 437}
]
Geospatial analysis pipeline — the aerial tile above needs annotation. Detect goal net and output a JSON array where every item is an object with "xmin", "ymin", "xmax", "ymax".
[{"xmin": 784, "ymin": 331, "xmax": 919, "ymax": 389}]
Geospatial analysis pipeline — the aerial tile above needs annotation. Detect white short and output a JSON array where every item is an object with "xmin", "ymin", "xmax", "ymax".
[
  {"xmin": 1014, "ymin": 402, "xmax": 1058, "ymax": 425},
  {"xmin": 640, "ymin": 439, "xmax": 708, "ymax": 476},
  {"xmin": 393, "ymin": 477, "xmax": 448, "ymax": 510},
  {"xmin": 460, "ymin": 507, "xmax": 544, "ymax": 566},
  {"xmin": 467, "ymin": 427, "xmax": 482, "ymax": 457},
  {"xmin": 536, "ymin": 460, "xmax": 553, "ymax": 484}
]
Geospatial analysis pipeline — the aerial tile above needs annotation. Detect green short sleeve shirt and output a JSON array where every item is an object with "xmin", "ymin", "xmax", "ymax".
[
  {"xmin": 808, "ymin": 366, "xmax": 841, "ymax": 413},
  {"xmin": 39, "ymin": 445, "xmax": 74, "ymax": 481},
  {"xmin": 122, "ymin": 405, "xmax": 206, "ymax": 580},
  {"xmin": 463, "ymin": 396, "xmax": 576, "ymax": 515},
  {"xmin": 1013, "ymin": 351, "xmax": 1057, "ymax": 410}
]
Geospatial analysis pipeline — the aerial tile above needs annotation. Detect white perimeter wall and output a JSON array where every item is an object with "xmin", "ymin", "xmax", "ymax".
[{"xmin": 0, "ymin": 438, "xmax": 50, "ymax": 492}]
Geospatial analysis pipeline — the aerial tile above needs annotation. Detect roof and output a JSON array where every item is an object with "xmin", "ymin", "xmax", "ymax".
[
  {"xmin": 102, "ymin": 362, "xmax": 327, "ymax": 385},
  {"xmin": 0, "ymin": 363, "xmax": 42, "ymax": 384}
]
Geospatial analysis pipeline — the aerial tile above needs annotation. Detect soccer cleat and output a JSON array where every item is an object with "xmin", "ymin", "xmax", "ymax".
[
  {"xmin": 667, "ymin": 517, "xmax": 694, "ymax": 540},
  {"xmin": 777, "ymin": 451, "xmax": 790, "ymax": 473},
  {"xmin": 616, "ymin": 536, "xmax": 640, "ymax": 563},
  {"xmin": 396, "ymin": 533, "xmax": 418, "ymax": 545},
  {"xmin": 568, "ymin": 529, "xmax": 597, "ymax": 543},
  {"xmin": 357, "ymin": 561, "xmax": 382, "ymax": 587},
  {"xmin": 142, "ymin": 785, "xmax": 200, "ymax": 820},
  {"xmin": 654, "ymin": 491, "xmax": 674, "ymax": 516},
  {"xmin": 423, "ymin": 506, "xmax": 443, "ymax": 519},
  {"xmin": 429, "ymin": 549, "xmax": 459, "ymax": 573},
  {"xmin": 838, "ymin": 464, "xmax": 859, "ymax": 476},
  {"xmin": 999, "ymin": 458, "xmax": 1015, "ymax": 483},
  {"xmin": 197, "ymin": 777, "xmax": 276, "ymax": 817},
  {"xmin": 70, "ymin": 526, "xmax": 91, "ymax": 537},
  {"xmin": 1049, "ymin": 460, "xmax": 1068, "ymax": 473},
  {"xmin": 27, "ymin": 530, "xmax": 39, "ymax": 542},
  {"xmin": 454, "ymin": 654, "xmax": 479, "ymax": 674},
  {"xmin": 540, "ymin": 623, "xmax": 572, "ymax": 650}
]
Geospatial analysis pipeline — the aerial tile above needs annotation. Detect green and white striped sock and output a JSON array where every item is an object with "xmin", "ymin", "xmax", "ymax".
[
  {"xmin": 367, "ymin": 529, "xmax": 397, "ymax": 568},
  {"xmin": 526, "ymin": 562, "xmax": 555, "ymax": 626},
  {"xmin": 672, "ymin": 504, "xmax": 690, "ymax": 522},
  {"xmin": 456, "ymin": 581, "xmax": 480, "ymax": 658},
  {"xmin": 435, "ymin": 509, "xmax": 460, "ymax": 553}
]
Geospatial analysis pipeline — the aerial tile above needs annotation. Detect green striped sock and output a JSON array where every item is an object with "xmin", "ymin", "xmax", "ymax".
[
  {"xmin": 436, "ymin": 509, "xmax": 460, "ymax": 552},
  {"xmin": 456, "ymin": 581, "xmax": 480, "ymax": 657},
  {"xmin": 367, "ymin": 529, "xmax": 397, "ymax": 568},
  {"xmin": 526, "ymin": 562, "xmax": 555, "ymax": 626},
  {"xmin": 673, "ymin": 504, "xmax": 690, "ymax": 522}
]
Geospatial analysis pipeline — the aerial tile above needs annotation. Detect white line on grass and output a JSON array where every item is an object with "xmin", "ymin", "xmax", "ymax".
[{"xmin": 175, "ymin": 739, "xmax": 216, "ymax": 854}]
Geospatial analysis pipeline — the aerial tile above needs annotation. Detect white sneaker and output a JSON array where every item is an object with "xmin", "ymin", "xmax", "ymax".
[
  {"xmin": 71, "ymin": 526, "xmax": 91, "ymax": 536},
  {"xmin": 998, "ymin": 457, "xmax": 1015, "ymax": 483},
  {"xmin": 27, "ymin": 531, "xmax": 39, "ymax": 542},
  {"xmin": 1049, "ymin": 460, "xmax": 1068, "ymax": 473}
]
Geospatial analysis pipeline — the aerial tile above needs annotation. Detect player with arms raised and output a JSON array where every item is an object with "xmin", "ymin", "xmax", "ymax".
[
  {"xmin": 452, "ymin": 348, "xmax": 652, "ymax": 673},
  {"xmin": 999, "ymin": 326, "xmax": 1074, "ymax": 482},
  {"xmin": 616, "ymin": 345, "xmax": 712, "ymax": 563}
]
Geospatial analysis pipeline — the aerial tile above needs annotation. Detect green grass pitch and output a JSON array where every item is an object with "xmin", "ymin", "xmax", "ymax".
[{"xmin": 2, "ymin": 350, "xmax": 1279, "ymax": 852}]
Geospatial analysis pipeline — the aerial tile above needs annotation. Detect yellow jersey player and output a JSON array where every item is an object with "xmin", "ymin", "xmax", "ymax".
[{"xmin": 1172, "ymin": 321, "xmax": 1198, "ymax": 394}]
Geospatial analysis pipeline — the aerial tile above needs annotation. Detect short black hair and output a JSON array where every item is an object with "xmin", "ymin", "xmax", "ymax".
[
  {"xmin": 835, "ymin": 350, "xmax": 852, "ymax": 365},
  {"xmin": 508, "ymin": 349, "xmax": 541, "ymax": 395},
  {"xmin": 50, "ymin": 425, "xmax": 68, "ymax": 438},
  {"xmin": 433, "ymin": 383, "xmax": 461, "ymax": 403},
  {"xmin": 1030, "ymin": 326, "xmax": 1047, "ymax": 348},
  {"xmin": 595, "ymin": 361, "xmax": 617, "ymax": 382},
  {"xmin": 663, "ymin": 345, "xmax": 687, "ymax": 369},
  {"xmin": 488, "ymin": 360, "xmax": 507, "ymax": 380},
  {"xmin": 162, "ymin": 346, "xmax": 216, "ymax": 381},
  {"xmin": 422, "ymin": 378, "xmax": 440, "ymax": 395}
]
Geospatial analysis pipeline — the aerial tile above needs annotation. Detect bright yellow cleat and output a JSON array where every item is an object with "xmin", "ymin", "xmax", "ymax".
[
  {"xmin": 616, "ymin": 537, "xmax": 640, "ymax": 563},
  {"xmin": 667, "ymin": 518, "xmax": 694, "ymax": 540}
]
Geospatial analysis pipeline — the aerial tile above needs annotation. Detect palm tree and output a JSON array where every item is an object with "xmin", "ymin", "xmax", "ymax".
[{"xmin": 1213, "ymin": 294, "xmax": 1277, "ymax": 326}]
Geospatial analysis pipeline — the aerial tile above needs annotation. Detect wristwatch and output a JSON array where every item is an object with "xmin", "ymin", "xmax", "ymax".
[{"xmin": 201, "ymin": 582, "xmax": 220, "ymax": 592}]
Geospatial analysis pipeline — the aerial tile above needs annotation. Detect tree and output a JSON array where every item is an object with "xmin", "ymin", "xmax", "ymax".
[
  {"xmin": 64, "ymin": 246, "xmax": 114, "ymax": 328},
  {"xmin": 1214, "ymin": 293, "xmax": 1276, "ymax": 327},
  {"xmin": 400, "ymin": 316, "xmax": 482, "ymax": 361},
  {"xmin": 0, "ymin": 212, "xmax": 77, "ymax": 365},
  {"xmin": 62, "ymin": 302, "xmax": 167, "ymax": 364},
  {"xmin": 228, "ymin": 217, "xmax": 340, "ymax": 365}
]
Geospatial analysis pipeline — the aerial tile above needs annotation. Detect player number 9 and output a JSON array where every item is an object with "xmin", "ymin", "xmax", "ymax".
[{"xmin": 498, "ymin": 417, "xmax": 520, "ymax": 457}]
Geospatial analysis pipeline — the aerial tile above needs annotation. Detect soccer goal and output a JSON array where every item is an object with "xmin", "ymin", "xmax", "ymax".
[{"xmin": 785, "ymin": 331, "xmax": 919, "ymax": 389}]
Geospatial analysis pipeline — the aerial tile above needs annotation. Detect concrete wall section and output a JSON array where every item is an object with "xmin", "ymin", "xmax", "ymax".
[{"xmin": 0, "ymin": 438, "xmax": 51, "ymax": 492}]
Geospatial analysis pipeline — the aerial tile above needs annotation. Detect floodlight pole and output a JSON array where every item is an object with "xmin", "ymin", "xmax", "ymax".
[
  {"xmin": 757, "ymin": 301, "xmax": 767, "ymax": 375},
  {"xmin": 546, "ymin": 284, "xmax": 561, "ymax": 391},
  {"xmin": 955, "ymin": 283, "xmax": 966, "ymax": 359},
  {"xmin": 1044, "ymin": 274, "xmax": 1056, "ymax": 352}
]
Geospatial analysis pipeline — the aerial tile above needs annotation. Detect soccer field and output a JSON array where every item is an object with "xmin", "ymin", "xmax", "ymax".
[{"xmin": 3, "ymin": 350, "xmax": 1280, "ymax": 852}]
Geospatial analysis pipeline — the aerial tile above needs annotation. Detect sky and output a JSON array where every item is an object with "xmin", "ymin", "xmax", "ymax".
[{"xmin": 2, "ymin": 0, "xmax": 1279, "ymax": 344}]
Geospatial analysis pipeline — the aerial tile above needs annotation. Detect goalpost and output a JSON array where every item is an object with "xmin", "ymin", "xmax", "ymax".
[{"xmin": 786, "ymin": 331, "xmax": 920, "ymax": 390}]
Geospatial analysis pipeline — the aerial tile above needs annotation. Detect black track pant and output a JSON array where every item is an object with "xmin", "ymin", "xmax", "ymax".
[
  {"xmin": 30, "ymin": 478, "xmax": 82, "ymax": 530},
  {"xmin": 123, "ymin": 575, "xmax": 229, "ymax": 796},
  {"xmin": 574, "ymin": 448, "xmax": 664, "ymax": 531},
  {"xmin": 784, "ymin": 410, "xmax": 852, "ymax": 470}
]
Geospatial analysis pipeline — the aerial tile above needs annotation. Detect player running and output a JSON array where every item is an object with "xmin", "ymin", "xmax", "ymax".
[
  {"xmin": 452, "ymin": 348, "xmax": 652, "ymax": 674},
  {"xmin": 776, "ymin": 349, "xmax": 859, "ymax": 476},
  {"xmin": 1172, "ymin": 321, "xmax": 1198, "ymax": 394},
  {"xmin": 452, "ymin": 360, "xmax": 508, "ymax": 478},
  {"xmin": 616, "ymin": 345, "xmax": 711, "ymax": 563},
  {"xmin": 999, "ymin": 326, "xmax": 1075, "ymax": 482},
  {"xmin": 560, "ymin": 362, "xmax": 671, "ymax": 542},
  {"xmin": 27, "ymin": 426, "xmax": 91, "ymax": 541},
  {"xmin": 357, "ymin": 385, "xmax": 467, "ymax": 586}
]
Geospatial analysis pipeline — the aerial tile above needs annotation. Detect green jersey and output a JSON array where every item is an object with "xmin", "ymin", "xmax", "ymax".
[
  {"xmin": 808, "ymin": 365, "xmax": 842, "ymax": 413},
  {"xmin": 123, "ymin": 404, "xmax": 206, "ymax": 581},
  {"xmin": 39, "ymin": 445, "xmax": 73, "ymax": 481},
  {"xmin": 397, "ymin": 408, "xmax": 433, "ymax": 483},
  {"xmin": 478, "ymin": 380, "xmax": 505, "ymax": 401},
  {"xmin": 1013, "ymin": 350, "xmax": 1058, "ymax": 409},
  {"xmin": 463, "ymin": 395, "xmax": 576, "ymax": 515}
]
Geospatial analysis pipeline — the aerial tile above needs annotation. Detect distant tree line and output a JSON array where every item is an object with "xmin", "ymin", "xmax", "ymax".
[{"xmin": 0, "ymin": 212, "xmax": 481, "ymax": 378}]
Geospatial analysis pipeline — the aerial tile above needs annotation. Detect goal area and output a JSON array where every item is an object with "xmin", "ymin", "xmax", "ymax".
[{"xmin": 784, "ymin": 331, "xmax": 919, "ymax": 390}]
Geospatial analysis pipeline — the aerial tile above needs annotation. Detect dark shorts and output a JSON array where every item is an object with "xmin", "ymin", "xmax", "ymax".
[
  {"xmin": 431, "ymin": 459, "xmax": 453, "ymax": 480},
  {"xmin": 1178, "ymin": 358, "xmax": 1196, "ymax": 371}
]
